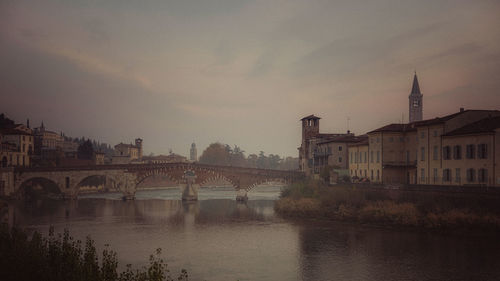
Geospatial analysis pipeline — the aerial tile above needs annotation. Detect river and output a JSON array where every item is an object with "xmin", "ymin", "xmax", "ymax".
[{"xmin": 7, "ymin": 186, "xmax": 500, "ymax": 281}]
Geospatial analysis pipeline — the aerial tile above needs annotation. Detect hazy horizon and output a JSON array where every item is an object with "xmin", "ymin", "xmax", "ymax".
[{"xmin": 2, "ymin": 0, "xmax": 500, "ymax": 158}]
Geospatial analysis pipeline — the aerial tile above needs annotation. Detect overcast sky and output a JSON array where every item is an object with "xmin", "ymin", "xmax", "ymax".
[{"xmin": 1, "ymin": 0, "xmax": 500, "ymax": 157}]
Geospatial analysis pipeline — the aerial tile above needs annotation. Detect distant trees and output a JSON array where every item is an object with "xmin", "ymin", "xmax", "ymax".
[
  {"xmin": 199, "ymin": 142, "xmax": 298, "ymax": 170},
  {"xmin": 77, "ymin": 140, "xmax": 94, "ymax": 160}
]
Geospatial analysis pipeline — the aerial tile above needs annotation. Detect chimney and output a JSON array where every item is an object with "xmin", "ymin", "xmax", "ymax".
[
  {"xmin": 460, "ymin": 107, "xmax": 464, "ymax": 112},
  {"xmin": 27, "ymin": 119, "xmax": 30, "ymax": 128}
]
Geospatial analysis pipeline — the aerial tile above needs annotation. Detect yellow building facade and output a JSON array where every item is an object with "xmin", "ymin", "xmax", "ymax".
[{"xmin": 352, "ymin": 110, "xmax": 500, "ymax": 187}]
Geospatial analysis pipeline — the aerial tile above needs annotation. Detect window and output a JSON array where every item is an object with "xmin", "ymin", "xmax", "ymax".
[
  {"xmin": 364, "ymin": 152, "xmax": 367, "ymax": 163},
  {"xmin": 355, "ymin": 152, "xmax": 358, "ymax": 163},
  {"xmin": 421, "ymin": 132, "xmax": 425, "ymax": 139},
  {"xmin": 376, "ymin": 137, "xmax": 380, "ymax": 143},
  {"xmin": 478, "ymin": 144, "xmax": 488, "ymax": 159},
  {"xmin": 466, "ymin": 168, "xmax": 476, "ymax": 182},
  {"xmin": 389, "ymin": 137, "xmax": 394, "ymax": 142},
  {"xmin": 370, "ymin": 151, "xmax": 374, "ymax": 163},
  {"xmin": 433, "ymin": 168, "xmax": 438, "ymax": 183},
  {"xmin": 443, "ymin": 146, "xmax": 451, "ymax": 160},
  {"xmin": 350, "ymin": 152, "xmax": 353, "ymax": 163},
  {"xmin": 406, "ymin": 151, "xmax": 410, "ymax": 163},
  {"xmin": 433, "ymin": 146, "xmax": 438, "ymax": 160},
  {"xmin": 376, "ymin": 151, "xmax": 380, "ymax": 163},
  {"xmin": 421, "ymin": 168, "xmax": 425, "ymax": 182},
  {"xmin": 65, "ymin": 177, "xmax": 70, "ymax": 188},
  {"xmin": 443, "ymin": 169, "xmax": 451, "ymax": 182},
  {"xmin": 421, "ymin": 147, "xmax": 425, "ymax": 161},
  {"xmin": 371, "ymin": 170, "xmax": 374, "ymax": 180},
  {"xmin": 466, "ymin": 144, "xmax": 475, "ymax": 159},
  {"xmin": 399, "ymin": 137, "xmax": 404, "ymax": 142},
  {"xmin": 377, "ymin": 170, "xmax": 380, "ymax": 180},
  {"xmin": 453, "ymin": 145, "xmax": 462, "ymax": 159},
  {"xmin": 338, "ymin": 146, "xmax": 342, "ymax": 151},
  {"xmin": 455, "ymin": 168, "xmax": 461, "ymax": 183},
  {"xmin": 478, "ymin": 169, "xmax": 488, "ymax": 183},
  {"xmin": 338, "ymin": 157, "xmax": 342, "ymax": 163},
  {"xmin": 433, "ymin": 130, "xmax": 438, "ymax": 137}
]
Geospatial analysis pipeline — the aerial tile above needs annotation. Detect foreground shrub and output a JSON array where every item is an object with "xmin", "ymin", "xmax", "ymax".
[
  {"xmin": 0, "ymin": 225, "xmax": 188, "ymax": 281},
  {"xmin": 359, "ymin": 201, "xmax": 419, "ymax": 226},
  {"xmin": 274, "ymin": 198, "xmax": 321, "ymax": 217}
]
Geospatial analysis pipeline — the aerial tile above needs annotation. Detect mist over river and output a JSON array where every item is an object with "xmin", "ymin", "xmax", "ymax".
[{"xmin": 8, "ymin": 186, "xmax": 500, "ymax": 281}]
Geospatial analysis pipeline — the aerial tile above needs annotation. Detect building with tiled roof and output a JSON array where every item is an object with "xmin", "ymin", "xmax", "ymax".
[
  {"xmin": 298, "ymin": 114, "xmax": 355, "ymax": 177},
  {"xmin": 352, "ymin": 108, "xmax": 500, "ymax": 186}
]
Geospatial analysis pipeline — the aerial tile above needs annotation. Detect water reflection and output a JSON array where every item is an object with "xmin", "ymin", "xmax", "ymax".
[{"xmin": 6, "ymin": 188, "xmax": 500, "ymax": 281}]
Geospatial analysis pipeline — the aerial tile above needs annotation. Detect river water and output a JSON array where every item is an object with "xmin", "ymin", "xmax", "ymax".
[{"xmin": 8, "ymin": 186, "xmax": 500, "ymax": 281}]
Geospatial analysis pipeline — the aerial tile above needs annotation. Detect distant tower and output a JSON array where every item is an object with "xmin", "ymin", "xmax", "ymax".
[
  {"xmin": 301, "ymin": 115, "xmax": 320, "ymax": 143},
  {"xmin": 409, "ymin": 72, "xmax": 423, "ymax": 123},
  {"xmin": 190, "ymin": 143, "xmax": 197, "ymax": 162},
  {"xmin": 135, "ymin": 138, "xmax": 143, "ymax": 159},
  {"xmin": 299, "ymin": 115, "xmax": 321, "ymax": 172}
]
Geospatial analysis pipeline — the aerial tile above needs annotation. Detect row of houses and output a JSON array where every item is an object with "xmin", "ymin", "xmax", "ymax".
[{"xmin": 299, "ymin": 109, "xmax": 500, "ymax": 187}]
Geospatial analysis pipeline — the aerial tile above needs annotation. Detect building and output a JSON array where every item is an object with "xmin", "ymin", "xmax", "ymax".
[
  {"xmin": 353, "ymin": 109, "xmax": 500, "ymax": 186},
  {"xmin": 142, "ymin": 153, "xmax": 187, "ymax": 164},
  {"xmin": 409, "ymin": 72, "xmax": 423, "ymax": 123},
  {"xmin": 190, "ymin": 143, "xmax": 197, "ymax": 162},
  {"xmin": 112, "ymin": 138, "xmax": 143, "ymax": 164},
  {"xmin": 316, "ymin": 135, "xmax": 367, "ymax": 172},
  {"xmin": 298, "ymin": 114, "xmax": 355, "ymax": 177},
  {"xmin": 0, "ymin": 127, "xmax": 34, "ymax": 167},
  {"xmin": 347, "ymin": 137, "xmax": 370, "ymax": 181}
]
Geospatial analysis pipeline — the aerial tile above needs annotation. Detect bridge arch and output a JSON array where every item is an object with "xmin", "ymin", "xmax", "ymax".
[
  {"xmin": 16, "ymin": 177, "xmax": 63, "ymax": 200},
  {"xmin": 73, "ymin": 175, "xmax": 107, "ymax": 196},
  {"xmin": 199, "ymin": 173, "xmax": 237, "ymax": 189},
  {"xmin": 135, "ymin": 169, "xmax": 180, "ymax": 187}
]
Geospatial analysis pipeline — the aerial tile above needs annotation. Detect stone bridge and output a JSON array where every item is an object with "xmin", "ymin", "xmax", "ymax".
[{"xmin": 5, "ymin": 163, "xmax": 304, "ymax": 201}]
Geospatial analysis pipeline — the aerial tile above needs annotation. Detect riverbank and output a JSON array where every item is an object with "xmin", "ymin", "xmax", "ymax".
[
  {"xmin": 274, "ymin": 180, "xmax": 500, "ymax": 230},
  {"xmin": 0, "ymin": 225, "xmax": 188, "ymax": 281}
]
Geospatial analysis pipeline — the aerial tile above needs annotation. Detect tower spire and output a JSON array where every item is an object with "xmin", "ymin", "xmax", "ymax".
[
  {"xmin": 410, "ymin": 72, "xmax": 421, "ymax": 95},
  {"xmin": 409, "ymin": 72, "xmax": 423, "ymax": 123}
]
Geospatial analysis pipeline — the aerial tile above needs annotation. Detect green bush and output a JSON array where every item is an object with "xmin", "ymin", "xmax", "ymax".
[{"xmin": 0, "ymin": 225, "xmax": 188, "ymax": 281}]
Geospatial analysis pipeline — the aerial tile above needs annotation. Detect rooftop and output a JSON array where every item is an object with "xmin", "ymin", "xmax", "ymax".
[
  {"xmin": 317, "ymin": 135, "xmax": 367, "ymax": 145},
  {"xmin": 368, "ymin": 123, "xmax": 416, "ymax": 134},
  {"xmin": 300, "ymin": 114, "xmax": 321, "ymax": 121},
  {"xmin": 0, "ymin": 128, "xmax": 32, "ymax": 136},
  {"xmin": 443, "ymin": 116, "xmax": 500, "ymax": 136}
]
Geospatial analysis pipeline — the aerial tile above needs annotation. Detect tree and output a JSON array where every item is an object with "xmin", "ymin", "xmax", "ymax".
[
  {"xmin": 77, "ymin": 139, "xmax": 94, "ymax": 160},
  {"xmin": 199, "ymin": 143, "xmax": 231, "ymax": 166}
]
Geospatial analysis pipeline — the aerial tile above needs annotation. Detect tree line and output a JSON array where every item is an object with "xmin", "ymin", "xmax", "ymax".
[{"xmin": 198, "ymin": 143, "xmax": 298, "ymax": 170}]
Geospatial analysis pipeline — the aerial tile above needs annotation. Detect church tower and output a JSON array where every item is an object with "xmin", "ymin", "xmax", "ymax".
[
  {"xmin": 409, "ymin": 72, "xmax": 423, "ymax": 123},
  {"xmin": 190, "ymin": 142, "xmax": 197, "ymax": 162}
]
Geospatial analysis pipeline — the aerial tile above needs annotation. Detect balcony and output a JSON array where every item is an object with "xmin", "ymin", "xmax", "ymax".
[{"xmin": 382, "ymin": 160, "xmax": 417, "ymax": 168}]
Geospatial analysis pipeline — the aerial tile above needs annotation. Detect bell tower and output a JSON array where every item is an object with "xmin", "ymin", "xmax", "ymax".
[
  {"xmin": 299, "ymin": 115, "xmax": 321, "ymax": 172},
  {"xmin": 409, "ymin": 72, "xmax": 423, "ymax": 123}
]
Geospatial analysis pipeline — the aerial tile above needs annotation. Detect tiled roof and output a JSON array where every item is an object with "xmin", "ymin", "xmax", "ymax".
[
  {"xmin": 443, "ymin": 116, "xmax": 500, "ymax": 136},
  {"xmin": 0, "ymin": 128, "xmax": 32, "ymax": 136},
  {"xmin": 317, "ymin": 135, "xmax": 367, "ymax": 144},
  {"xmin": 411, "ymin": 109, "xmax": 500, "ymax": 127},
  {"xmin": 368, "ymin": 123, "xmax": 416, "ymax": 134},
  {"xmin": 300, "ymin": 114, "xmax": 321, "ymax": 121}
]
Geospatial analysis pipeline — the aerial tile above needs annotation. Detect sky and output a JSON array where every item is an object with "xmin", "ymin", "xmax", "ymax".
[{"xmin": 1, "ymin": 0, "xmax": 500, "ymax": 157}]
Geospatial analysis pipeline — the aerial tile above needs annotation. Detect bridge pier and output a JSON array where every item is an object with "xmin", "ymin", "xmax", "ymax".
[
  {"xmin": 122, "ymin": 193, "xmax": 135, "ymax": 200},
  {"xmin": 236, "ymin": 189, "xmax": 248, "ymax": 202},
  {"xmin": 181, "ymin": 183, "xmax": 199, "ymax": 201}
]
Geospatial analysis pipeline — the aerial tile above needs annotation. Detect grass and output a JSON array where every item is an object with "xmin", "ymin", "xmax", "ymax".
[{"xmin": 275, "ymin": 179, "xmax": 500, "ymax": 230}]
